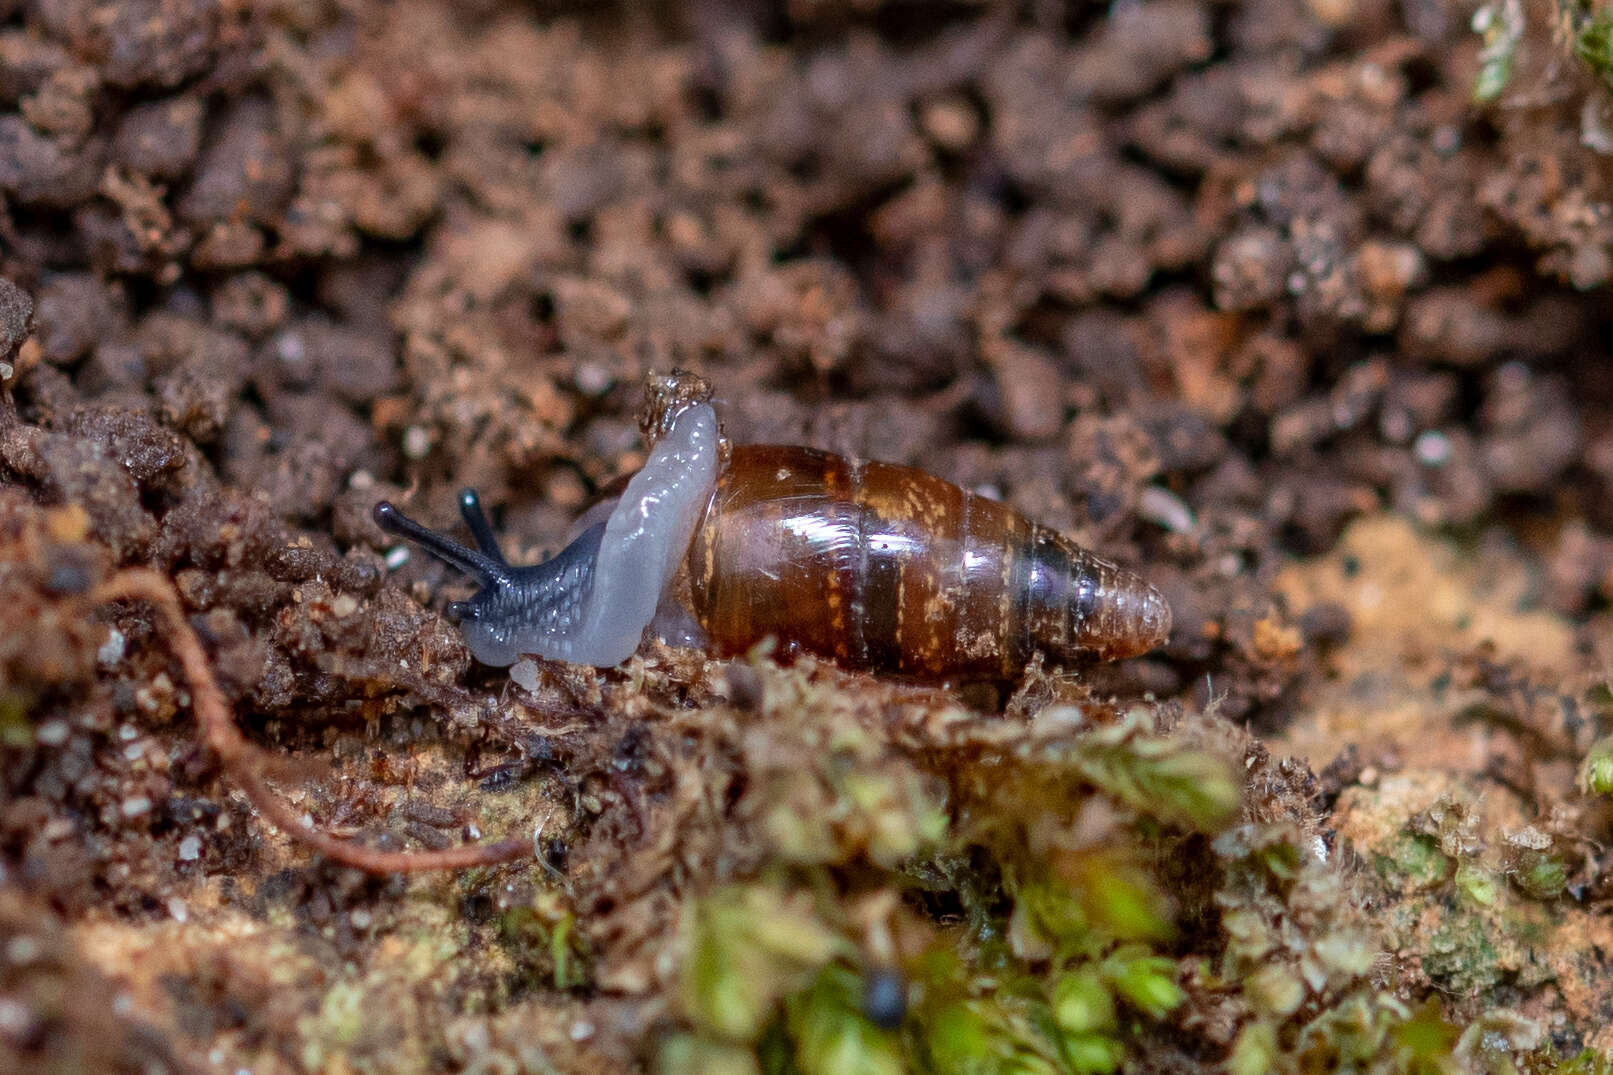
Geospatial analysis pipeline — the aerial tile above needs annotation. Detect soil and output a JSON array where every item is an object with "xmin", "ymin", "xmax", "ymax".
[{"xmin": 3, "ymin": 0, "xmax": 1613, "ymax": 1072}]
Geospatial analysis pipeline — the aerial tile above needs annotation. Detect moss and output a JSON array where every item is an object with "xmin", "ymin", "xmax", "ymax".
[
  {"xmin": 1373, "ymin": 832, "xmax": 1454, "ymax": 893},
  {"xmin": 1209, "ymin": 815, "xmax": 1473, "ymax": 1072},
  {"xmin": 1388, "ymin": 999, "xmax": 1463, "ymax": 1070},
  {"xmin": 1098, "ymin": 946, "xmax": 1183, "ymax": 1020},
  {"xmin": 1530, "ymin": 1048, "xmax": 1613, "ymax": 1074},
  {"xmin": 667, "ymin": 706, "xmax": 1241, "ymax": 1073},
  {"xmin": 680, "ymin": 880, "xmax": 848, "ymax": 1042},
  {"xmin": 659, "ymin": 1035, "xmax": 763, "ymax": 1075},
  {"xmin": 1503, "ymin": 832, "xmax": 1569, "ymax": 902},
  {"xmin": 1054, "ymin": 709, "xmax": 1241, "ymax": 833},
  {"xmin": 497, "ymin": 889, "xmax": 591, "ymax": 991},
  {"xmin": 1469, "ymin": 0, "xmax": 1613, "ymax": 141},
  {"xmin": 783, "ymin": 965, "xmax": 904, "ymax": 1075},
  {"xmin": 1048, "ymin": 966, "xmax": 1114, "ymax": 1036},
  {"xmin": 302, "ymin": 981, "xmax": 368, "ymax": 1064},
  {"xmin": 1006, "ymin": 858, "xmax": 1174, "ymax": 960},
  {"xmin": 1578, "ymin": 735, "xmax": 1613, "ymax": 797},
  {"xmin": 761, "ymin": 761, "xmax": 947, "ymax": 869},
  {"xmin": 1455, "ymin": 862, "xmax": 1503, "ymax": 907},
  {"xmin": 1509, "ymin": 853, "xmax": 1569, "ymax": 902},
  {"xmin": 1422, "ymin": 916, "xmax": 1503, "ymax": 996},
  {"xmin": 1568, "ymin": 0, "xmax": 1613, "ymax": 92},
  {"xmin": 922, "ymin": 995, "xmax": 1068, "ymax": 1074},
  {"xmin": 1227, "ymin": 1019, "xmax": 1279, "ymax": 1075},
  {"xmin": 0, "ymin": 690, "xmax": 32, "ymax": 747},
  {"xmin": 1471, "ymin": 0, "xmax": 1525, "ymax": 101}
]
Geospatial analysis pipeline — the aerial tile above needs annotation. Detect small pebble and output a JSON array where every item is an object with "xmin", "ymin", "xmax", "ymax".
[
  {"xmin": 1414, "ymin": 429, "xmax": 1451, "ymax": 466},
  {"xmin": 1138, "ymin": 485, "xmax": 1196, "ymax": 534},
  {"xmin": 402, "ymin": 425, "xmax": 432, "ymax": 459},
  {"xmin": 509, "ymin": 659, "xmax": 540, "ymax": 693},
  {"xmin": 98, "ymin": 628, "xmax": 126, "ymax": 666},
  {"xmin": 35, "ymin": 721, "xmax": 69, "ymax": 746},
  {"xmin": 274, "ymin": 330, "xmax": 306, "ymax": 365},
  {"xmin": 0, "ymin": 998, "xmax": 36, "ymax": 1037},
  {"xmin": 1299, "ymin": 602, "xmax": 1353, "ymax": 647},
  {"xmin": 5, "ymin": 936, "xmax": 40, "ymax": 965},
  {"xmin": 920, "ymin": 94, "xmax": 979, "ymax": 152},
  {"xmin": 45, "ymin": 557, "xmax": 91, "ymax": 595},
  {"xmin": 574, "ymin": 361, "xmax": 613, "ymax": 397},
  {"xmin": 724, "ymin": 662, "xmax": 764, "ymax": 711}
]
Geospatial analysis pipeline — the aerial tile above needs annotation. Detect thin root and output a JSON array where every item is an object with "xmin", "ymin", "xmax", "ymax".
[{"xmin": 87, "ymin": 569, "xmax": 532, "ymax": 873}]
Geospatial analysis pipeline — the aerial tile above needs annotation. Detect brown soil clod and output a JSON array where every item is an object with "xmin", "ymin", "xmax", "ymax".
[{"xmin": 85, "ymin": 568, "xmax": 532, "ymax": 874}]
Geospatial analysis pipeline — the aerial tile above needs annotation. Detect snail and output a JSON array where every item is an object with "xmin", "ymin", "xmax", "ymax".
[{"xmin": 374, "ymin": 372, "xmax": 1171, "ymax": 679}]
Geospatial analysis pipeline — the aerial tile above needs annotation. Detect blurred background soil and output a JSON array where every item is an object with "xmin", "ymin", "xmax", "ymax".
[{"xmin": 3, "ymin": 0, "xmax": 1613, "ymax": 1071}]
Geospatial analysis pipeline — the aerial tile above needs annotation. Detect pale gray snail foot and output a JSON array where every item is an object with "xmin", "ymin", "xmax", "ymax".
[{"xmin": 374, "ymin": 401, "xmax": 720, "ymax": 668}]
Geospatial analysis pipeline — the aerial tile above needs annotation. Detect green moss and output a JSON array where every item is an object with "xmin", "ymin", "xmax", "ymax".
[
  {"xmin": 1471, "ymin": 0, "xmax": 1524, "ymax": 101},
  {"xmin": 1387, "ymin": 998, "xmax": 1462, "ymax": 1070},
  {"xmin": 760, "ymin": 755, "xmax": 947, "ymax": 869},
  {"xmin": 659, "ymin": 1034, "xmax": 762, "ymax": 1075},
  {"xmin": 1578, "ymin": 735, "xmax": 1613, "ymax": 797},
  {"xmin": 1455, "ymin": 862, "xmax": 1502, "ymax": 907},
  {"xmin": 0, "ymin": 690, "xmax": 32, "ymax": 748},
  {"xmin": 1057, "ymin": 711, "xmax": 1241, "ymax": 833},
  {"xmin": 1509, "ymin": 854, "xmax": 1569, "ymax": 901},
  {"xmin": 1058, "ymin": 1031, "xmax": 1124, "ymax": 1075},
  {"xmin": 1048, "ymin": 966, "xmax": 1114, "ymax": 1036},
  {"xmin": 298, "ymin": 979, "xmax": 399, "ymax": 1072},
  {"xmin": 1227, "ymin": 1019, "xmax": 1279, "ymax": 1075},
  {"xmin": 1422, "ymin": 916, "xmax": 1503, "ymax": 995},
  {"xmin": 841, "ymin": 769, "xmax": 950, "ymax": 867},
  {"xmin": 1006, "ymin": 856, "xmax": 1173, "ymax": 962},
  {"xmin": 1535, "ymin": 1047, "xmax": 1613, "ymax": 1074},
  {"xmin": 664, "ymin": 706, "xmax": 1254, "ymax": 1073},
  {"xmin": 1570, "ymin": 1, "xmax": 1613, "ymax": 92},
  {"xmin": 1078, "ymin": 855, "xmax": 1174, "ymax": 943},
  {"xmin": 497, "ymin": 889, "xmax": 591, "ymax": 991},
  {"xmin": 1243, "ymin": 962, "xmax": 1305, "ymax": 1019},
  {"xmin": 665, "ymin": 699, "xmax": 1603, "ymax": 1072},
  {"xmin": 1504, "ymin": 832, "xmax": 1569, "ymax": 902},
  {"xmin": 1098, "ymin": 946, "xmax": 1182, "ymax": 1021},
  {"xmin": 681, "ymin": 881, "xmax": 846, "ymax": 1041},
  {"xmin": 783, "ymin": 966, "xmax": 903, "ymax": 1075},
  {"xmin": 918, "ymin": 993, "xmax": 1086, "ymax": 1075},
  {"xmin": 1372, "ymin": 832, "xmax": 1453, "ymax": 893}
]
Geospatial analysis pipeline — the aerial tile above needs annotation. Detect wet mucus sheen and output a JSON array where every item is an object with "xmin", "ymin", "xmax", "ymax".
[{"xmin": 377, "ymin": 374, "xmax": 1171, "ymax": 679}]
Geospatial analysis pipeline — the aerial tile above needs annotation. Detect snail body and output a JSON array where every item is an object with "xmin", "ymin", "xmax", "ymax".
[
  {"xmin": 375, "ymin": 376, "xmax": 1170, "ymax": 678},
  {"xmin": 375, "ymin": 401, "xmax": 719, "ymax": 667}
]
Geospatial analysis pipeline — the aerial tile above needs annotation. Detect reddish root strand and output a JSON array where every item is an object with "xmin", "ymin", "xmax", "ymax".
[{"xmin": 86, "ymin": 569, "xmax": 532, "ymax": 873}]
